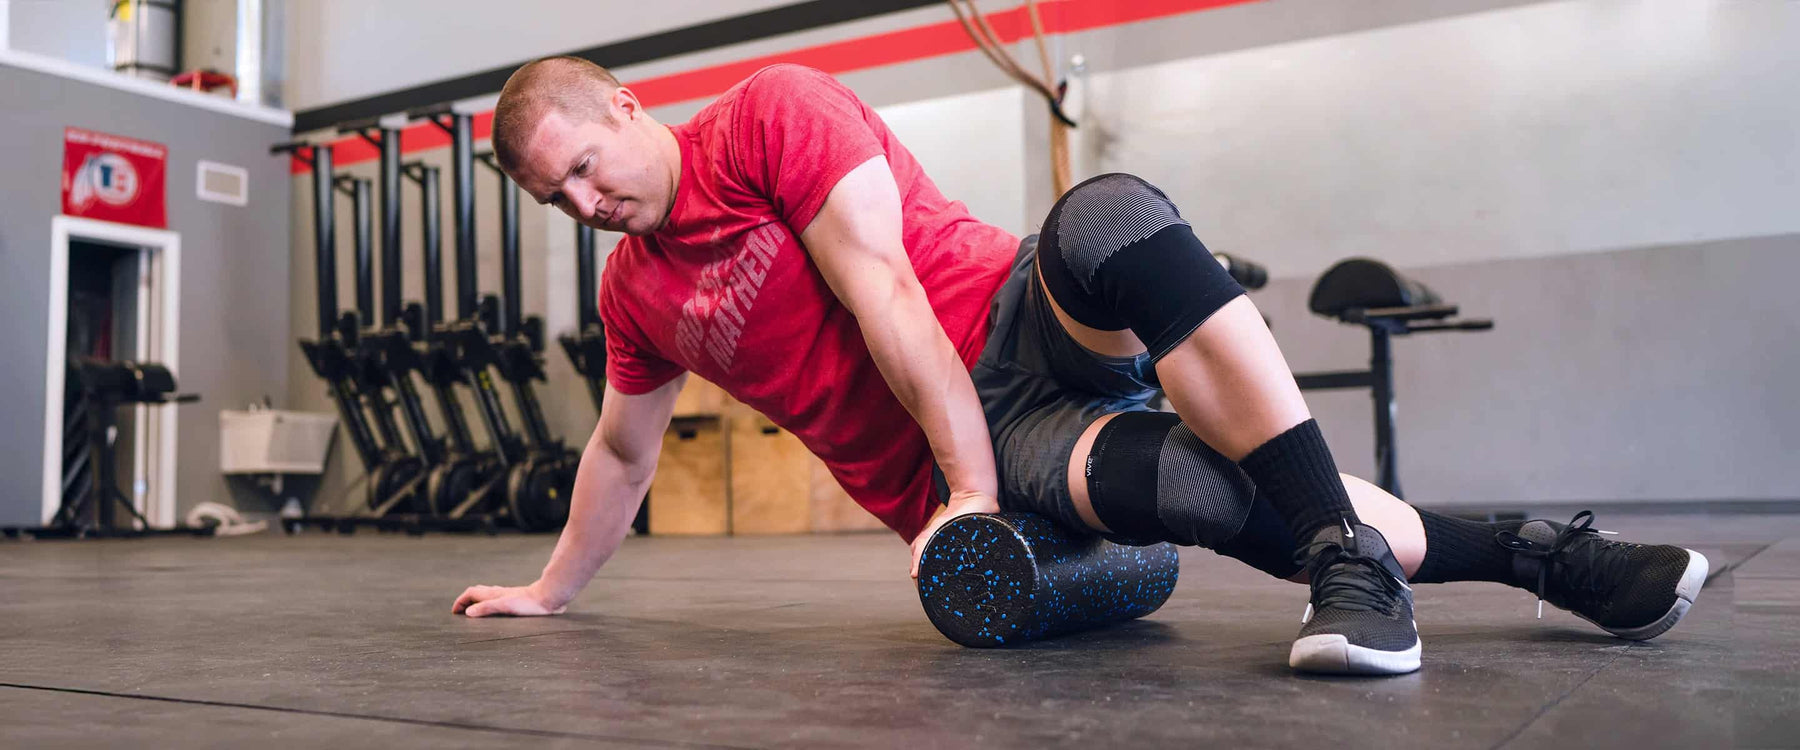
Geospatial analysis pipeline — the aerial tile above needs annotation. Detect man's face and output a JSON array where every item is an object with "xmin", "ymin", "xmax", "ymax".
[{"xmin": 513, "ymin": 103, "xmax": 672, "ymax": 236}]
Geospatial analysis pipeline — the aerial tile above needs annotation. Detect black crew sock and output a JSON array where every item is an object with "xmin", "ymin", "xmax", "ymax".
[
  {"xmin": 1411, "ymin": 509, "xmax": 1524, "ymax": 584},
  {"xmin": 1211, "ymin": 490, "xmax": 1304, "ymax": 580},
  {"xmin": 1235, "ymin": 419, "xmax": 1359, "ymax": 542}
]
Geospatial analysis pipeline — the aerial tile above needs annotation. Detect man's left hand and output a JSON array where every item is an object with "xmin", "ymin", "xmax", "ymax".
[{"xmin": 909, "ymin": 491, "xmax": 1001, "ymax": 580}]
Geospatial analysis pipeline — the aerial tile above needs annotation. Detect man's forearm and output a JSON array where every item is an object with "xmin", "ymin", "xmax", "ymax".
[
  {"xmin": 857, "ymin": 282, "xmax": 998, "ymax": 503},
  {"xmin": 534, "ymin": 430, "xmax": 655, "ymax": 604}
]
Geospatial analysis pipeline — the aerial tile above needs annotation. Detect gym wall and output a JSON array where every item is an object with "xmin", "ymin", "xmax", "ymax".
[
  {"xmin": 5, "ymin": 0, "xmax": 111, "ymax": 70},
  {"xmin": 282, "ymin": 0, "xmax": 1798, "ymax": 513},
  {"xmin": 1054, "ymin": 0, "xmax": 1800, "ymax": 505},
  {"xmin": 282, "ymin": 0, "xmax": 799, "ymax": 111},
  {"xmin": 0, "ymin": 59, "xmax": 294, "ymax": 527}
]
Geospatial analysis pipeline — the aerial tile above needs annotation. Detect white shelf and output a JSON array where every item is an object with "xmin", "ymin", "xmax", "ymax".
[{"xmin": 0, "ymin": 47, "xmax": 292, "ymax": 127}]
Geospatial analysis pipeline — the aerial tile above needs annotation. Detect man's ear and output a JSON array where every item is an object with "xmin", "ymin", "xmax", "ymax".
[{"xmin": 613, "ymin": 86, "xmax": 642, "ymax": 122}]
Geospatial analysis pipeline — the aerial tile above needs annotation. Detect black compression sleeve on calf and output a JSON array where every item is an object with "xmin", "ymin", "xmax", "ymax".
[
  {"xmin": 1211, "ymin": 491, "xmax": 1305, "ymax": 579},
  {"xmin": 1411, "ymin": 510, "xmax": 1523, "ymax": 584},
  {"xmin": 1155, "ymin": 422, "xmax": 1258, "ymax": 549},
  {"xmin": 1235, "ymin": 420, "xmax": 1359, "ymax": 541}
]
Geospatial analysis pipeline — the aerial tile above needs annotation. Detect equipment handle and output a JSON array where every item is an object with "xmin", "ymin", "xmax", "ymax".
[{"xmin": 1342, "ymin": 303, "xmax": 1460, "ymax": 324}]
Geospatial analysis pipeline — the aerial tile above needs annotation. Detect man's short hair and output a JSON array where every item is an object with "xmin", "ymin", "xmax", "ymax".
[{"xmin": 492, "ymin": 56, "xmax": 622, "ymax": 173}]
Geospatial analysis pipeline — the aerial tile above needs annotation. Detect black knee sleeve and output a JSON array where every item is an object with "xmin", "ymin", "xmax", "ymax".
[
  {"xmin": 1040, "ymin": 174, "xmax": 1245, "ymax": 360},
  {"xmin": 1086, "ymin": 411, "xmax": 1256, "ymax": 550},
  {"xmin": 1086, "ymin": 411, "xmax": 1303, "ymax": 579}
]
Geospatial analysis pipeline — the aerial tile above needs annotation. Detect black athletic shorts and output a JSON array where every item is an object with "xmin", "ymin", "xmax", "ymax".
[{"xmin": 966, "ymin": 235, "xmax": 1166, "ymax": 545}]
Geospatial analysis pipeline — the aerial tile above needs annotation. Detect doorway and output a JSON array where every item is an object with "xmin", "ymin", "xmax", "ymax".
[{"xmin": 43, "ymin": 216, "xmax": 182, "ymax": 527}]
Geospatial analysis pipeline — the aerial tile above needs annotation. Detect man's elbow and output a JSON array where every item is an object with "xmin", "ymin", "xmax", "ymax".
[
  {"xmin": 592, "ymin": 429, "xmax": 659, "ymax": 487},
  {"xmin": 847, "ymin": 263, "xmax": 926, "ymax": 320}
]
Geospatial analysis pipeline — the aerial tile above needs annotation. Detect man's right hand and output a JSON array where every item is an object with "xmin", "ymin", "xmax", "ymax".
[{"xmin": 452, "ymin": 582, "xmax": 568, "ymax": 617}]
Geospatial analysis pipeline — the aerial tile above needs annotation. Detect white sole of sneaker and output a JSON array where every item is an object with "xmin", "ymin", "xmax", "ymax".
[
  {"xmin": 1586, "ymin": 548, "xmax": 1709, "ymax": 641},
  {"xmin": 1289, "ymin": 633, "xmax": 1422, "ymax": 675}
]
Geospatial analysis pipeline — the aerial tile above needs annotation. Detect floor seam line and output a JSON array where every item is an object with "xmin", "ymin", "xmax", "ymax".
[
  {"xmin": 1486, "ymin": 648, "xmax": 1627, "ymax": 750},
  {"xmin": 452, "ymin": 628, "xmax": 591, "ymax": 645},
  {"xmin": 1705, "ymin": 541, "xmax": 1774, "ymax": 587},
  {"xmin": 0, "ymin": 682, "xmax": 755, "ymax": 749}
]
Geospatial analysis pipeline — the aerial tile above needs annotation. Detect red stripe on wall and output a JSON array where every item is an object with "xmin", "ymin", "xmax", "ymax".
[{"xmin": 291, "ymin": 0, "xmax": 1259, "ymax": 174}]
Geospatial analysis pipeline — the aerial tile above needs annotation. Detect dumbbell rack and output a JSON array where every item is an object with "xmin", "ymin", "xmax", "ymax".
[{"xmin": 1294, "ymin": 303, "xmax": 1491, "ymax": 499}]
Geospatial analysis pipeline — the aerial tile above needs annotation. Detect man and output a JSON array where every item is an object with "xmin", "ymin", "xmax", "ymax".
[{"xmin": 452, "ymin": 57, "xmax": 1707, "ymax": 676}]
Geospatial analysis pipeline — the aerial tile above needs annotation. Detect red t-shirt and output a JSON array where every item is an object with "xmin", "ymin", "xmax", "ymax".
[{"xmin": 598, "ymin": 64, "xmax": 1018, "ymax": 542}]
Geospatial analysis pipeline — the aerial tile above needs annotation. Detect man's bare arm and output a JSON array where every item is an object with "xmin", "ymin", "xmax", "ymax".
[
  {"xmin": 798, "ymin": 156, "xmax": 999, "ymax": 559},
  {"xmin": 454, "ymin": 373, "xmax": 685, "ymax": 616}
]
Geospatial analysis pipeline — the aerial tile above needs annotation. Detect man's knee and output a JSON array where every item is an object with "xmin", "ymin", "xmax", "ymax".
[{"xmin": 1039, "ymin": 174, "xmax": 1245, "ymax": 360}]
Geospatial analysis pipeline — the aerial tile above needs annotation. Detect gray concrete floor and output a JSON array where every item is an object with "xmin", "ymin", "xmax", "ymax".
[{"xmin": 2, "ymin": 509, "xmax": 1797, "ymax": 749}]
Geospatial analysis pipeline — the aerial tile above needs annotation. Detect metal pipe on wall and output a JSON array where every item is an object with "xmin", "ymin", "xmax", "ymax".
[
  {"xmin": 451, "ymin": 114, "xmax": 477, "ymax": 321},
  {"xmin": 234, "ymin": 0, "xmax": 262, "ymax": 105},
  {"xmin": 378, "ymin": 127, "xmax": 402, "ymax": 328},
  {"xmin": 575, "ymin": 224, "xmax": 598, "ymax": 331},
  {"xmin": 350, "ymin": 177, "xmax": 374, "ymax": 326},
  {"xmin": 419, "ymin": 166, "xmax": 443, "ymax": 328},
  {"xmin": 499, "ymin": 172, "xmax": 520, "ymax": 340},
  {"xmin": 310, "ymin": 145, "xmax": 337, "ymax": 337}
]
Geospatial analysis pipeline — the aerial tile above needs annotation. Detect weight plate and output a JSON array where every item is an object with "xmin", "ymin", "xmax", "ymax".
[
  {"xmin": 508, "ymin": 454, "xmax": 574, "ymax": 532},
  {"xmin": 374, "ymin": 457, "xmax": 428, "ymax": 516},
  {"xmin": 364, "ymin": 465, "xmax": 392, "ymax": 512},
  {"xmin": 427, "ymin": 460, "xmax": 484, "ymax": 518}
]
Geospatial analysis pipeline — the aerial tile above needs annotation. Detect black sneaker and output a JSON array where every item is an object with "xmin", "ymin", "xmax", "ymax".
[
  {"xmin": 1497, "ymin": 510, "xmax": 1709, "ymax": 641},
  {"xmin": 1289, "ymin": 519, "xmax": 1421, "ymax": 675}
]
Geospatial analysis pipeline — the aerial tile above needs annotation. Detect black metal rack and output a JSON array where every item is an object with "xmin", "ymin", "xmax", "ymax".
[
  {"xmin": 1293, "ymin": 259, "xmax": 1494, "ymax": 499},
  {"xmin": 32, "ymin": 359, "xmax": 206, "ymax": 539}
]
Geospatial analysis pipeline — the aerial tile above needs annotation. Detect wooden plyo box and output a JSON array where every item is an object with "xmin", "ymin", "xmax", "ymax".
[
  {"xmin": 649, "ymin": 374, "xmax": 886, "ymax": 536},
  {"xmin": 670, "ymin": 375, "xmax": 728, "ymax": 418},
  {"xmin": 648, "ymin": 416, "xmax": 728, "ymax": 536},
  {"xmin": 728, "ymin": 413, "xmax": 811, "ymax": 535}
]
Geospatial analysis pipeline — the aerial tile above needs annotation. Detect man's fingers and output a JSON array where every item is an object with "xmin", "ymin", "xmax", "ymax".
[
  {"xmin": 453, "ymin": 585, "xmax": 502, "ymax": 614},
  {"xmin": 452, "ymin": 589, "xmax": 479, "ymax": 613}
]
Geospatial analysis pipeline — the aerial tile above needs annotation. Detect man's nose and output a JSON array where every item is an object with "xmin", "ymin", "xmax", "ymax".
[{"xmin": 564, "ymin": 183, "xmax": 602, "ymax": 220}]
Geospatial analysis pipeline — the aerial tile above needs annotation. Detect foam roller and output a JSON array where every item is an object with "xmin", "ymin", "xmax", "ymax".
[{"xmin": 916, "ymin": 512, "xmax": 1180, "ymax": 647}]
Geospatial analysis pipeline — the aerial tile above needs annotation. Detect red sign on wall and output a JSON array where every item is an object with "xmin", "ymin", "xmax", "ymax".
[{"xmin": 61, "ymin": 127, "xmax": 168, "ymax": 229}]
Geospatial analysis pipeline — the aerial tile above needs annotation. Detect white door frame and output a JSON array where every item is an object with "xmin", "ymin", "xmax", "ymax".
[{"xmin": 44, "ymin": 216, "xmax": 182, "ymax": 528}]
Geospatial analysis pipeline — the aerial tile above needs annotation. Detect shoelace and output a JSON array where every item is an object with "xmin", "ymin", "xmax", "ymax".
[
  {"xmin": 1292, "ymin": 539, "xmax": 1411, "ymax": 623},
  {"xmin": 1495, "ymin": 510, "xmax": 1630, "ymax": 618}
]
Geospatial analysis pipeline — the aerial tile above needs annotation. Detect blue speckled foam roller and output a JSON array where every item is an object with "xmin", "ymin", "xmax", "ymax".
[{"xmin": 916, "ymin": 512, "xmax": 1180, "ymax": 647}]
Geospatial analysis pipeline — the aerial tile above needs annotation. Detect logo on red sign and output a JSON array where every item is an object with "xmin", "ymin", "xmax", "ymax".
[{"xmin": 62, "ymin": 128, "xmax": 167, "ymax": 228}]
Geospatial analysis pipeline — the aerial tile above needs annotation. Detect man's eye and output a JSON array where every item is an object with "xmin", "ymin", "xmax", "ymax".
[{"xmin": 575, "ymin": 158, "xmax": 590, "ymax": 176}]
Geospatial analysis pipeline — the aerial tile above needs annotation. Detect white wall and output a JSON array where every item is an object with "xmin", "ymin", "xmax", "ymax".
[
  {"xmin": 284, "ymin": 0, "xmax": 795, "ymax": 110},
  {"xmin": 7, "ymin": 0, "xmax": 111, "ymax": 68},
  {"xmin": 877, "ymin": 86, "xmax": 1032, "ymax": 235},
  {"xmin": 1073, "ymin": 0, "xmax": 1800, "ymax": 278},
  {"xmin": 1050, "ymin": 0, "xmax": 1800, "ymax": 505}
]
